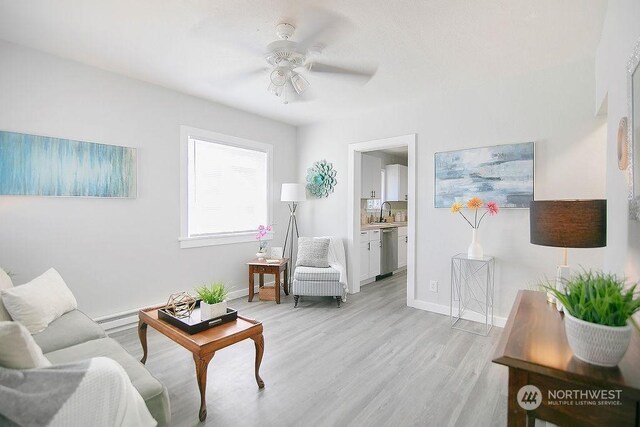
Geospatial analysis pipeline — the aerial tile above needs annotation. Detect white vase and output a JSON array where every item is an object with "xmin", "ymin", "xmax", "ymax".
[
  {"xmin": 200, "ymin": 300, "xmax": 227, "ymax": 321},
  {"xmin": 564, "ymin": 310, "xmax": 632, "ymax": 367},
  {"xmin": 467, "ymin": 228, "xmax": 483, "ymax": 259},
  {"xmin": 256, "ymin": 251, "xmax": 267, "ymax": 259}
]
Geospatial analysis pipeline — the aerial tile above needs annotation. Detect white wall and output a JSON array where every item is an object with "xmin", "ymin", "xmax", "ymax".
[
  {"xmin": 297, "ymin": 58, "xmax": 607, "ymax": 318},
  {"xmin": 0, "ymin": 41, "xmax": 297, "ymax": 318},
  {"xmin": 596, "ymin": 0, "xmax": 640, "ymax": 282}
]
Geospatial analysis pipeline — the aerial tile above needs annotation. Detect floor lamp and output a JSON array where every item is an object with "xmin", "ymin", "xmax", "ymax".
[
  {"xmin": 530, "ymin": 199, "xmax": 607, "ymax": 310},
  {"xmin": 281, "ymin": 183, "xmax": 306, "ymax": 281}
]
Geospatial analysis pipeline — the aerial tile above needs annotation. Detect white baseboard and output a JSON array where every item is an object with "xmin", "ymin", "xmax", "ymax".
[
  {"xmin": 96, "ymin": 284, "xmax": 266, "ymax": 332},
  {"xmin": 409, "ymin": 299, "xmax": 507, "ymax": 328},
  {"xmin": 97, "ymin": 286, "xmax": 506, "ymax": 333}
]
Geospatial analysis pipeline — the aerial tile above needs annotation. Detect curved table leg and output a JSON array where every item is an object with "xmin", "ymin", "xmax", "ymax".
[
  {"xmin": 194, "ymin": 352, "xmax": 215, "ymax": 422},
  {"xmin": 251, "ymin": 334, "xmax": 265, "ymax": 388},
  {"xmin": 138, "ymin": 320, "xmax": 148, "ymax": 364}
]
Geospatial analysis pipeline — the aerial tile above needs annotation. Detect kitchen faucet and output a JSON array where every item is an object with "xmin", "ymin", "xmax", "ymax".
[{"xmin": 379, "ymin": 201, "xmax": 392, "ymax": 222}]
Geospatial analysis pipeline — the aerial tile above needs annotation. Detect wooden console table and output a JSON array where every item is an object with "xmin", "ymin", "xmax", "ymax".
[
  {"xmin": 247, "ymin": 258, "xmax": 289, "ymax": 304},
  {"xmin": 138, "ymin": 307, "xmax": 265, "ymax": 422},
  {"xmin": 493, "ymin": 290, "xmax": 640, "ymax": 426}
]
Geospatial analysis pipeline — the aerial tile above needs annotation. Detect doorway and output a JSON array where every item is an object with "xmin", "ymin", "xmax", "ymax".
[{"xmin": 347, "ymin": 134, "xmax": 416, "ymax": 306}]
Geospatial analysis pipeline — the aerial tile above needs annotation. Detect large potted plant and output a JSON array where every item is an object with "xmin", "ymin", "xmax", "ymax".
[
  {"xmin": 546, "ymin": 270, "xmax": 640, "ymax": 367},
  {"xmin": 195, "ymin": 282, "xmax": 228, "ymax": 321}
]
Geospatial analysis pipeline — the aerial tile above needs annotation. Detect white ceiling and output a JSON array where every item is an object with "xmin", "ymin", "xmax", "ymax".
[{"xmin": 0, "ymin": 0, "xmax": 607, "ymax": 126}]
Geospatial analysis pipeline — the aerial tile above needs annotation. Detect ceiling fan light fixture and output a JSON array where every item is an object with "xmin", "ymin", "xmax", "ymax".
[
  {"xmin": 270, "ymin": 67, "xmax": 289, "ymax": 86},
  {"xmin": 267, "ymin": 82, "xmax": 284, "ymax": 97},
  {"xmin": 290, "ymin": 72, "xmax": 310, "ymax": 94}
]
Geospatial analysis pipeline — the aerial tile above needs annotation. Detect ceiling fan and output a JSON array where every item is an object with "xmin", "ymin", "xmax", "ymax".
[{"xmin": 255, "ymin": 20, "xmax": 377, "ymax": 104}]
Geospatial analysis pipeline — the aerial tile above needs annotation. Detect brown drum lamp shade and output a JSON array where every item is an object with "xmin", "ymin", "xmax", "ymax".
[
  {"xmin": 530, "ymin": 199, "xmax": 607, "ymax": 306},
  {"xmin": 530, "ymin": 200, "xmax": 607, "ymax": 250}
]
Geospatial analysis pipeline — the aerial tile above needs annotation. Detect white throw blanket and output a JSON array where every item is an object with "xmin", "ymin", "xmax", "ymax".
[
  {"xmin": 319, "ymin": 236, "xmax": 349, "ymax": 302},
  {"xmin": 0, "ymin": 357, "xmax": 156, "ymax": 427}
]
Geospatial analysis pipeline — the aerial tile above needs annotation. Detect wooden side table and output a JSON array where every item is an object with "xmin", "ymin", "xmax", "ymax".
[
  {"xmin": 138, "ymin": 307, "xmax": 265, "ymax": 422},
  {"xmin": 247, "ymin": 258, "xmax": 289, "ymax": 304},
  {"xmin": 493, "ymin": 290, "xmax": 640, "ymax": 426}
]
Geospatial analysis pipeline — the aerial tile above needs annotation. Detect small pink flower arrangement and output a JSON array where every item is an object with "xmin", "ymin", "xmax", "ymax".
[
  {"xmin": 256, "ymin": 224, "xmax": 272, "ymax": 252},
  {"xmin": 451, "ymin": 197, "xmax": 499, "ymax": 229}
]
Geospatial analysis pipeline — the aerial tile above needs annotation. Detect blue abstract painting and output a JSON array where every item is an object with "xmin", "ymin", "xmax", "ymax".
[
  {"xmin": 0, "ymin": 131, "xmax": 137, "ymax": 197},
  {"xmin": 434, "ymin": 142, "xmax": 534, "ymax": 208}
]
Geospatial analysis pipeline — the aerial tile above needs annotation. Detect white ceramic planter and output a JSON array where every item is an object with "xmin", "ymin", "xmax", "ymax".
[
  {"xmin": 564, "ymin": 310, "xmax": 632, "ymax": 367},
  {"xmin": 256, "ymin": 251, "xmax": 267, "ymax": 259},
  {"xmin": 200, "ymin": 300, "xmax": 227, "ymax": 321}
]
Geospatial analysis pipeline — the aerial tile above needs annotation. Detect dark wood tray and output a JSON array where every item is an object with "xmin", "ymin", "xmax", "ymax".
[{"xmin": 158, "ymin": 300, "xmax": 238, "ymax": 334}]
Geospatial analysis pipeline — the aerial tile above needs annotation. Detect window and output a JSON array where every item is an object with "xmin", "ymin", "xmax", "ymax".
[{"xmin": 180, "ymin": 126, "xmax": 272, "ymax": 248}]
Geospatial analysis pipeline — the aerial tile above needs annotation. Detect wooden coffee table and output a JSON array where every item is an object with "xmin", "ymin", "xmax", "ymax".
[{"xmin": 138, "ymin": 307, "xmax": 265, "ymax": 422}]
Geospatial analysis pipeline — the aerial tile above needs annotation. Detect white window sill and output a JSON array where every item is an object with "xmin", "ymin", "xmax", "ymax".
[{"xmin": 179, "ymin": 232, "xmax": 272, "ymax": 249}]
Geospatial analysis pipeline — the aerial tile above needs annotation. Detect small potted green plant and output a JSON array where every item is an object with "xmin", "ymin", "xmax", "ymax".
[
  {"xmin": 545, "ymin": 270, "xmax": 640, "ymax": 367},
  {"xmin": 195, "ymin": 282, "xmax": 228, "ymax": 321}
]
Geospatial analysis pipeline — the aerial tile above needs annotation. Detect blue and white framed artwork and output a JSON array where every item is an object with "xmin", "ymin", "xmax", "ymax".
[
  {"xmin": 434, "ymin": 142, "xmax": 534, "ymax": 208},
  {"xmin": 0, "ymin": 130, "xmax": 137, "ymax": 197}
]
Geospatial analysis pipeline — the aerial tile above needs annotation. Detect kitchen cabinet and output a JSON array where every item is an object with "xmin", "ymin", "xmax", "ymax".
[
  {"xmin": 359, "ymin": 229, "xmax": 381, "ymax": 281},
  {"xmin": 359, "ymin": 232, "xmax": 370, "ymax": 281},
  {"xmin": 361, "ymin": 154, "xmax": 382, "ymax": 199},
  {"xmin": 369, "ymin": 231, "xmax": 381, "ymax": 277},
  {"xmin": 385, "ymin": 164, "xmax": 408, "ymax": 202},
  {"xmin": 397, "ymin": 226, "xmax": 408, "ymax": 268}
]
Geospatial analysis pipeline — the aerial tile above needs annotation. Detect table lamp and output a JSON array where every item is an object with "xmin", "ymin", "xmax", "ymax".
[
  {"xmin": 281, "ymin": 183, "xmax": 307, "ymax": 279},
  {"xmin": 530, "ymin": 199, "xmax": 607, "ymax": 308}
]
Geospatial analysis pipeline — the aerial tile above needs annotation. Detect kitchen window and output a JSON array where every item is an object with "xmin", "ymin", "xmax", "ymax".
[{"xmin": 180, "ymin": 126, "xmax": 272, "ymax": 248}]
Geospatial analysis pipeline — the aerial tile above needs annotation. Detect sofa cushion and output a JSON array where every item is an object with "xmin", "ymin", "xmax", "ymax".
[
  {"xmin": 2, "ymin": 268, "xmax": 78, "ymax": 334},
  {"xmin": 296, "ymin": 237, "xmax": 330, "ymax": 268},
  {"xmin": 0, "ymin": 321, "xmax": 51, "ymax": 369},
  {"xmin": 32, "ymin": 309, "xmax": 107, "ymax": 354},
  {"xmin": 0, "ymin": 268, "xmax": 13, "ymax": 321},
  {"xmin": 45, "ymin": 337, "xmax": 170, "ymax": 427},
  {"xmin": 294, "ymin": 266, "xmax": 340, "ymax": 282}
]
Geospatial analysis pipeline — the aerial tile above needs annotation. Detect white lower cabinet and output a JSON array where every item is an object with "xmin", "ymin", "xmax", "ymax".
[
  {"xmin": 369, "ymin": 235, "xmax": 381, "ymax": 277},
  {"xmin": 360, "ymin": 229, "xmax": 381, "ymax": 281},
  {"xmin": 359, "ymin": 237, "xmax": 370, "ymax": 281},
  {"xmin": 397, "ymin": 227, "xmax": 408, "ymax": 268}
]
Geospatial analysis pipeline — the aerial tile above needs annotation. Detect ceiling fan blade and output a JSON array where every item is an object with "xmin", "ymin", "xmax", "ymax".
[
  {"xmin": 295, "ymin": 7, "xmax": 354, "ymax": 52},
  {"xmin": 306, "ymin": 62, "xmax": 377, "ymax": 82}
]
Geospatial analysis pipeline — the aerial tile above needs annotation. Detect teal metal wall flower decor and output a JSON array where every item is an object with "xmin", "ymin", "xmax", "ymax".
[{"xmin": 306, "ymin": 159, "xmax": 337, "ymax": 198}]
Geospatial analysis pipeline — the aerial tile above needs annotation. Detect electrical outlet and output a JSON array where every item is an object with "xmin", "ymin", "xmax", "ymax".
[{"xmin": 429, "ymin": 280, "xmax": 438, "ymax": 293}]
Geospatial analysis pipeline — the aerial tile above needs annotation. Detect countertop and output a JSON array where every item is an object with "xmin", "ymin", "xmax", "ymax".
[{"xmin": 361, "ymin": 222, "xmax": 408, "ymax": 231}]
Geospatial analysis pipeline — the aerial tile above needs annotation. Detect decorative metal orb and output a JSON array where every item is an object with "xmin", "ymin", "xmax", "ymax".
[
  {"xmin": 165, "ymin": 292, "xmax": 196, "ymax": 318},
  {"xmin": 306, "ymin": 159, "xmax": 337, "ymax": 198}
]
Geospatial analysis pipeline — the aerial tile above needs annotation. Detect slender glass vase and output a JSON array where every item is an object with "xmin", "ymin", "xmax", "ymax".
[{"xmin": 467, "ymin": 228, "xmax": 484, "ymax": 259}]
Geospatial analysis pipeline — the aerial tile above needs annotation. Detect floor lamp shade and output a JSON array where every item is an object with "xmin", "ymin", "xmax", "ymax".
[
  {"xmin": 530, "ymin": 200, "xmax": 607, "ymax": 248},
  {"xmin": 281, "ymin": 183, "xmax": 306, "ymax": 202}
]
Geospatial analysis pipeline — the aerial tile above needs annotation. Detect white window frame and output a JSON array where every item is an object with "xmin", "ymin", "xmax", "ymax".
[{"xmin": 179, "ymin": 125, "xmax": 273, "ymax": 249}]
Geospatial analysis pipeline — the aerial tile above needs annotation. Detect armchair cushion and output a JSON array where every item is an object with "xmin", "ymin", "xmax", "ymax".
[
  {"xmin": 294, "ymin": 266, "xmax": 340, "ymax": 282},
  {"xmin": 296, "ymin": 237, "xmax": 330, "ymax": 268}
]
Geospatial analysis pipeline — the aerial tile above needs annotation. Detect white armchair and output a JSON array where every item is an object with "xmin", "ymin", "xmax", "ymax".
[{"xmin": 292, "ymin": 236, "xmax": 347, "ymax": 308}]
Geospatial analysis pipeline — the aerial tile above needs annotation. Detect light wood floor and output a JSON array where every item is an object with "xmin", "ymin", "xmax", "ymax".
[{"xmin": 111, "ymin": 272, "xmax": 508, "ymax": 426}]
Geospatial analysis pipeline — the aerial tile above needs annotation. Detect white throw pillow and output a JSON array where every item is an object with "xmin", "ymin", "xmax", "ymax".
[
  {"xmin": 0, "ymin": 268, "xmax": 14, "ymax": 321},
  {"xmin": 1, "ymin": 268, "xmax": 78, "ymax": 334},
  {"xmin": 0, "ymin": 321, "xmax": 52, "ymax": 368},
  {"xmin": 296, "ymin": 237, "xmax": 331, "ymax": 268}
]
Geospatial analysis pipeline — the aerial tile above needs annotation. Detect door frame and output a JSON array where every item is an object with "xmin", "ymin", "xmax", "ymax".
[{"xmin": 347, "ymin": 134, "xmax": 416, "ymax": 306}]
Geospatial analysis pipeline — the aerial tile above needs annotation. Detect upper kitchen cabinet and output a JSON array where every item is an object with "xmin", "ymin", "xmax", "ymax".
[
  {"xmin": 385, "ymin": 164, "xmax": 408, "ymax": 201},
  {"xmin": 361, "ymin": 153, "xmax": 382, "ymax": 199}
]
